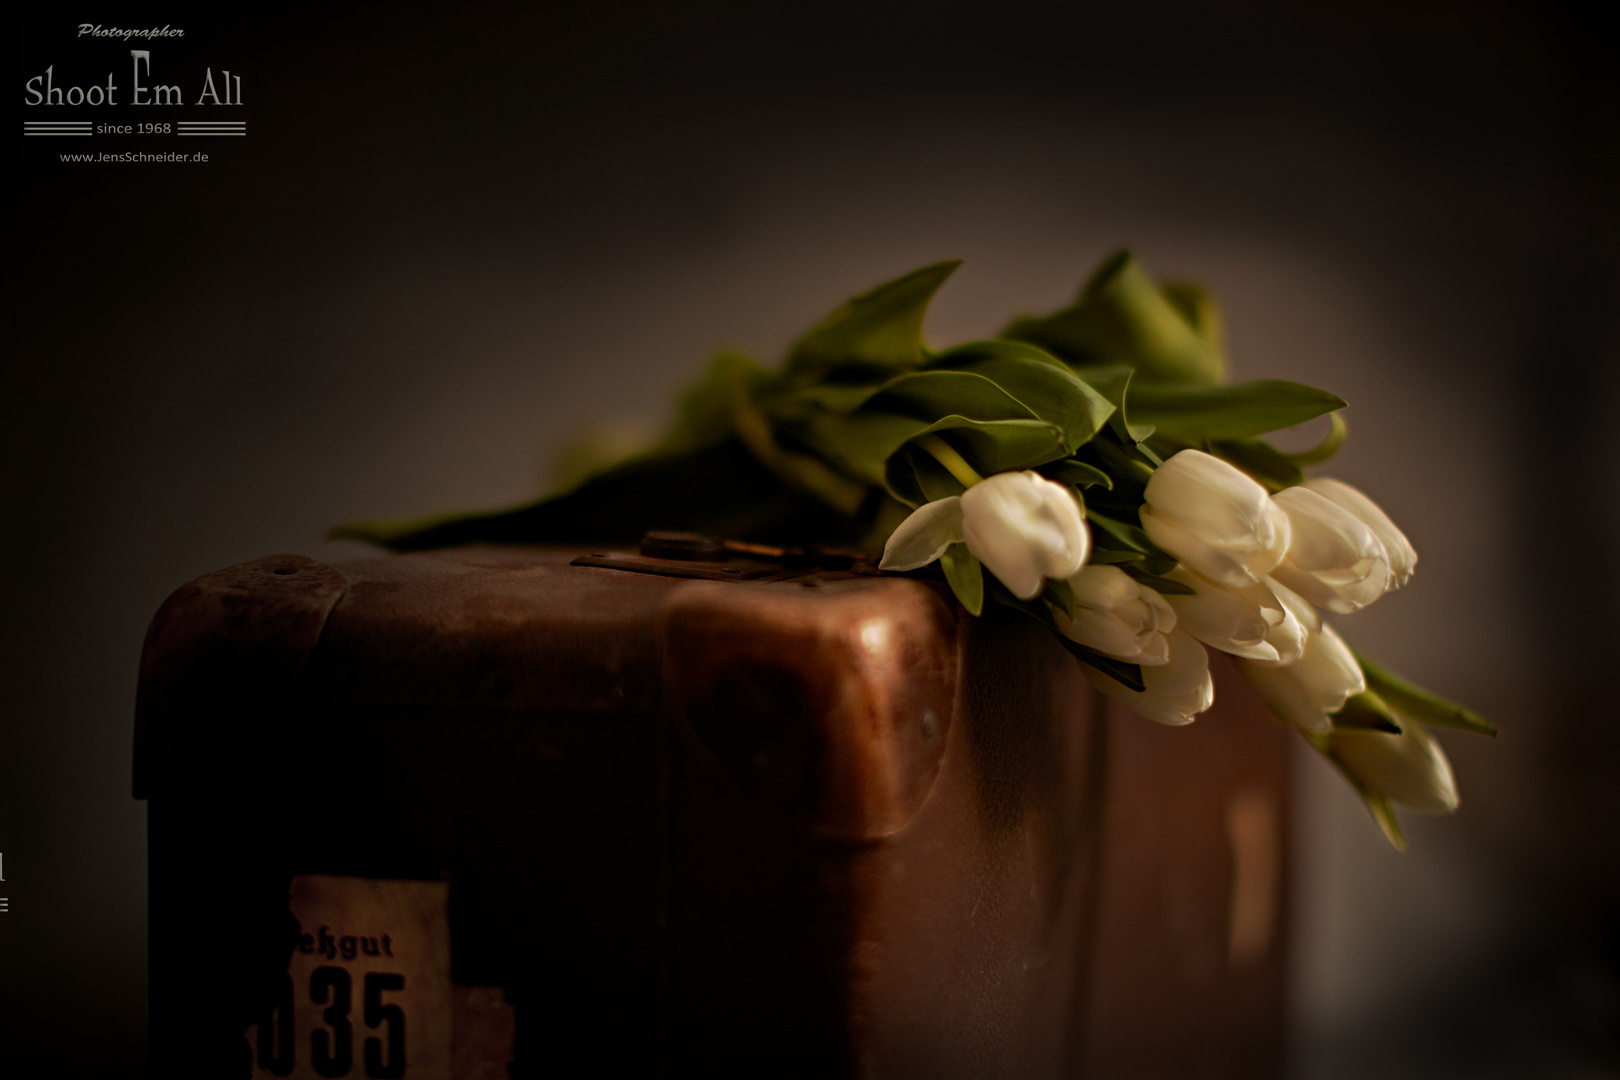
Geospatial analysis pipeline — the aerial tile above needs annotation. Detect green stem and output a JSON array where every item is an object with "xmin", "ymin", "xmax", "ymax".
[
  {"xmin": 1281, "ymin": 411, "xmax": 1348, "ymax": 467},
  {"xmin": 915, "ymin": 434, "xmax": 984, "ymax": 488}
]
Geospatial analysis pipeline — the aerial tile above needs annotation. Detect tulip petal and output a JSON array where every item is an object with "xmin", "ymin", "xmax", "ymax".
[
  {"xmin": 1142, "ymin": 506, "xmax": 1261, "ymax": 588},
  {"xmin": 1086, "ymin": 628, "xmax": 1214, "ymax": 726},
  {"xmin": 1070, "ymin": 563, "xmax": 1140, "ymax": 609},
  {"xmin": 1142, "ymin": 450, "xmax": 1294, "ymax": 588},
  {"xmin": 1063, "ymin": 606, "xmax": 1154, "ymax": 661},
  {"xmin": 961, "ymin": 471, "xmax": 1089, "ymax": 600},
  {"xmin": 1271, "ymin": 486, "xmax": 1389, "ymax": 614},
  {"xmin": 1143, "ymin": 586, "xmax": 1177, "ymax": 635},
  {"xmin": 1304, "ymin": 477, "xmax": 1417, "ymax": 588},
  {"xmin": 1332, "ymin": 723, "xmax": 1458, "ymax": 813},
  {"xmin": 1260, "ymin": 580, "xmax": 1315, "ymax": 665},
  {"xmin": 1163, "ymin": 565, "xmax": 1285, "ymax": 661},
  {"xmin": 1239, "ymin": 622, "xmax": 1365, "ymax": 733},
  {"xmin": 1267, "ymin": 577, "xmax": 1322, "ymax": 633},
  {"xmin": 879, "ymin": 496, "xmax": 964, "ymax": 571},
  {"xmin": 1058, "ymin": 566, "xmax": 1175, "ymax": 665}
]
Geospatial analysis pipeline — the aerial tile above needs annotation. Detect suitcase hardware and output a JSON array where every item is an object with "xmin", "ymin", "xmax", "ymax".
[{"xmin": 571, "ymin": 530, "xmax": 880, "ymax": 583}]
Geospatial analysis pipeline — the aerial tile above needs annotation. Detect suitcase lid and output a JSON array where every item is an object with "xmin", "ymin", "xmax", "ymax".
[{"xmin": 135, "ymin": 543, "xmax": 960, "ymax": 839}]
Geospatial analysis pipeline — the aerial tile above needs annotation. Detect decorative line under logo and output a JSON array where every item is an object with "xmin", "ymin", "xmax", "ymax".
[
  {"xmin": 24, "ymin": 121, "xmax": 91, "ymax": 136},
  {"xmin": 177, "ymin": 120, "xmax": 245, "ymax": 137}
]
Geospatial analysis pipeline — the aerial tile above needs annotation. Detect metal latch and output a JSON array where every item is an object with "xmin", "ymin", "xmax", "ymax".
[{"xmin": 571, "ymin": 532, "xmax": 878, "ymax": 583}]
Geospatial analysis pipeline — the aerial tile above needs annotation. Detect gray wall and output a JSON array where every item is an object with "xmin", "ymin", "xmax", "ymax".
[{"xmin": 6, "ymin": 2, "xmax": 1616, "ymax": 1075}]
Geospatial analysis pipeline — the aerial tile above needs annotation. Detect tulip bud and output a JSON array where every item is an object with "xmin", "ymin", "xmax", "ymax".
[
  {"xmin": 1161, "ymin": 566, "xmax": 1306, "ymax": 665},
  {"xmin": 1085, "ymin": 627, "xmax": 1215, "ymax": 726},
  {"xmin": 879, "ymin": 471, "xmax": 1089, "ymax": 601},
  {"xmin": 1303, "ymin": 477, "xmax": 1417, "ymax": 589},
  {"xmin": 1141, "ymin": 449, "xmax": 1291, "ymax": 589},
  {"xmin": 1330, "ymin": 723, "xmax": 1458, "ymax": 813},
  {"xmin": 959, "ymin": 470, "xmax": 1090, "ymax": 600},
  {"xmin": 1239, "ymin": 622, "xmax": 1364, "ymax": 734},
  {"xmin": 1269, "ymin": 486, "xmax": 1389, "ymax": 614},
  {"xmin": 1057, "ymin": 565, "xmax": 1176, "ymax": 665}
]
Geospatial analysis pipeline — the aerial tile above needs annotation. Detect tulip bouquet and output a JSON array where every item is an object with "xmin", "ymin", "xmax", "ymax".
[{"xmin": 337, "ymin": 252, "xmax": 1493, "ymax": 849}]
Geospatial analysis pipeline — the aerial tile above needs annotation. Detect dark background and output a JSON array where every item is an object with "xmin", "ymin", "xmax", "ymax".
[{"xmin": 6, "ymin": 2, "xmax": 1618, "ymax": 1075}]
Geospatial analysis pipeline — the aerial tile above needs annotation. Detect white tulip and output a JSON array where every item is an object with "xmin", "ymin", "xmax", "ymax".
[
  {"xmin": 1085, "ymin": 627, "xmax": 1214, "ymax": 726},
  {"xmin": 1161, "ymin": 566, "xmax": 1307, "ymax": 665},
  {"xmin": 1239, "ymin": 621, "xmax": 1364, "ymax": 734},
  {"xmin": 1303, "ymin": 477, "xmax": 1417, "ymax": 589},
  {"xmin": 1141, "ymin": 449, "xmax": 1291, "ymax": 589},
  {"xmin": 961, "ymin": 471, "xmax": 1090, "ymax": 598},
  {"xmin": 1056, "ymin": 565, "xmax": 1176, "ymax": 665},
  {"xmin": 879, "ymin": 470, "xmax": 1089, "ymax": 600},
  {"xmin": 1331, "ymin": 723, "xmax": 1458, "ymax": 813},
  {"xmin": 1269, "ymin": 486, "xmax": 1389, "ymax": 614}
]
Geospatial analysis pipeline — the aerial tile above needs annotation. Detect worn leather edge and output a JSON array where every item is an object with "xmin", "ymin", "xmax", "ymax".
[
  {"xmin": 133, "ymin": 553, "xmax": 349, "ymax": 800},
  {"xmin": 658, "ymin": 577, "xmax": 959, "ymax": 841}
]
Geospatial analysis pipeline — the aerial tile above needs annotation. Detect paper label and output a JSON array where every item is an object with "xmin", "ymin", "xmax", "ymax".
[{"xmin": 247, "ymin": 874, "xmax": 452, "ymax": 1080}]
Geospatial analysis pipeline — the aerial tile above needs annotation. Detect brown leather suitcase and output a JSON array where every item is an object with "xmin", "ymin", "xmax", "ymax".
[{"xmin": 135, "ymin": 543, "xmax": 1289, "ymax": 1079}]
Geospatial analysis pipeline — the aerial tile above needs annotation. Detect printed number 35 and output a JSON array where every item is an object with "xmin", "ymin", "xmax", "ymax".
[{"xmin": 258, "ymin": 968, "xmax": 406, "ymax": 1078}]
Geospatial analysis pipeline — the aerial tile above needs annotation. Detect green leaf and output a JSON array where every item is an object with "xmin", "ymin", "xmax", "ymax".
[
  {"xmin": 1331, "ymin": 690, "xmax": 1404, "ymax": 734},
  {"xmin": 1086, "ymin": 510, "xmax": 1176, "ymax": 575},
  {"xmin": 899, "ymin": 442, "xmax": 968, "ymax": 502},
  {"xmin": 1122, "ymin": 567, "xmax": 1195, "ymax": 596},
  {"xmin": 929, "ymin": 341, "xmax": 1116, "ymax": 451},
  {"xmin": 1085, "ymin": 510, "xmax": 1158, "ymax": 555},
  {"xmin": 1127, "ymin": 381, "xmax": 1348, "ymax": 441},
  {"xmin": 881, "ymin": 416, "xmax": 1069, "ymax": 506},
  {"xmin": 1209, "ymin": 438, "xmax": 1305, "ymax": 490},
  {"xmin": 546, "ymin": 422, "xmax": 660, "ymax": 496},
  {"xmin": 1366, "ymin": 792, "xmax": 1407, "ymax": 852},
  {"xmin": 730, "ymin": 366, "xmax": 871, "ymax": 516},
  {"xmin": 788, "ymin": 410, "xmax": 934, "ymax": 486},
  {"xmin": 329, "ymin": 436, "xmax": 861, "ymax": 551},
  {"xmin": 1352, "ymin": 650, "xmax": 1498, "ymax": 737},
  {"xmin": 1137, "ymin": 554, "xmax": 1177, "ymax": 577},
  {"xmin": 1067, "ymin": 646, "xmax": 1147, "ymax": 693},
  {"xmin": 654, "ymin": 351, "xmax": 771, "ymax": 456},
  {"xmin": 1039, "ymin": 459, "xmax": 1113, "ymax": 489},
  {"xmin": 1083, "ymin": 432, "xmax": 1157, "ymax": 485},
  {"xmin": 923, "ymin": 337, "xmax": 1073, "ymax": 373},
  {"xmin": 1161, "ymin": 281, "xmax": 1223, "ymax": 348},
  {"xmin": 544, "ymin": 350, "xmax": 776, "ymax": 499},
  {"xmin": 861, "ymin": 369, "xmax": 1041, "ymax": 424},
  {"xmin": 784, "ymin": 260, "xmax": 961, "ymax": 384},
  {"xmin": 1074, "ymin": 364, "xmax": 1156, "ymax": 445},
  {"xmin": 1002, "ymin": 250, "xmax": 1225, "ymax": 386},
  {"xmin": 1046, "ymin": 577, "xmax": 1077, "ymax": 620},
  {"xmin": 1087, "ymin": 549, "xmax": 1140, "ymax": 565},
  {"xmin": 775, "ymin": 381, "xmax": 882, "ymax": 415},
  {"xmin": 940, "ymin": 543, "xmax": 984, "ymax": 616}
]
